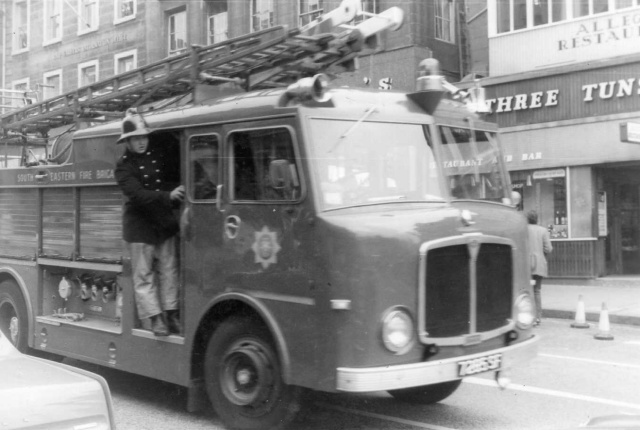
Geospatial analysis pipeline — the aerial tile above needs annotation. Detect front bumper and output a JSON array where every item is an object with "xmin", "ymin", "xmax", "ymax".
[{"xmin": 336, "ymin": 334, "xmax": 539, "ymax": 392}]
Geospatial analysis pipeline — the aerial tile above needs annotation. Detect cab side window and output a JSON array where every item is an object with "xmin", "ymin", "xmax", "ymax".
[
  {"xmin": 189, "ymin": 135, "xmax": 219, "ymax": 201},
  {"xmin": 230, "ymin": 128, "xmax": 300, "ymax": 202}
]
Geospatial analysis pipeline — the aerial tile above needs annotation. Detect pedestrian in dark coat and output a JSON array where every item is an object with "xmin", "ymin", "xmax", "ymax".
[
  {"xmin": 527, "ymin": 210, "xmax": 553, "ymax": 326},
  {"xmin": 114, "ymin": 111, "xmax": 184, "ymax": 336}
]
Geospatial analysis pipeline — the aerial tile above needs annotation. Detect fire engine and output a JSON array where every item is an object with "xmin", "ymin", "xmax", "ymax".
[{"xmin": 0, "ymin": 2, "xmax": 538, "ymax": 429}]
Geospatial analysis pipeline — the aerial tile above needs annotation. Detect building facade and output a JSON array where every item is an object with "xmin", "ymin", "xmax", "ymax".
[
  {"xmin": 1, "ymin": 0, "xmax": 472, "ymax": 111},
  {"xmin": 480, "ymin": 0, "xmax": 640, "ymax": 277}
]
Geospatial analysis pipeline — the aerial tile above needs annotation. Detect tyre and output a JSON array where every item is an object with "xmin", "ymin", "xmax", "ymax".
[
  {"xmin": 204, "ymin": 316, "xmax": 301, "ymax": 430},
  {"xmin": 388, "ymin": 379, "xmax": 462, "ymax": 404},
  {"xmin": 0, "ymin": 280, "xmax": 29, "ymax": 352}
]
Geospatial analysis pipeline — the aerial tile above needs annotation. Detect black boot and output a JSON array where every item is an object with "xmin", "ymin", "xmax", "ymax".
[
  {"xmin": 166, "ymin": 309, "xmax": 182, "ymax": 335},
  {"xmin": 150, "ymin": 313, "xmax": 169, "ymax": 337}
]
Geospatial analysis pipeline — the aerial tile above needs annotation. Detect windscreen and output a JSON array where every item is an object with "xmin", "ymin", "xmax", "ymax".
[
  {"xmin": 437, "ymin": 126, "xmax": 508, "ymax": 203},
  {"xmin": 309, "ymin": 119, "xmax": 443, "ymax": 209}
]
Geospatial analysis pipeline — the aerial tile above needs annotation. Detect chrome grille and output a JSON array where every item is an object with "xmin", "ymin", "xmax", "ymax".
[{"xmin": 419, "ymin": 236, "xmax": 514, "ymax": 345}]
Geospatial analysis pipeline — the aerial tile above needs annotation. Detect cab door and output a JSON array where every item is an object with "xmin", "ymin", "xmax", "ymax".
[
  {"xmin": 181, "ymin": 129, "xmax": 225, "ymax": 327},
  {"xmin": 217, "ymin": 120, "xmax": 312, "ymax": 300}
]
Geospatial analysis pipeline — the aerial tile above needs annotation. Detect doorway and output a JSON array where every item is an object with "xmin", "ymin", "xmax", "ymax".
[{"xmin": 602, "ymin": 167, "xmax": 640, "ymax": 275}]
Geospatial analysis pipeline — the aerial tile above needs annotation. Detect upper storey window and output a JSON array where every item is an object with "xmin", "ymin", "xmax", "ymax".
[
  {"xmin": 207, "ymin": 1, "xmax": 228, "ymax": 44},
  {"xmin": 43, "ymin": 0, "xmax": 63, "ymax": 45},
  {"xmin": 299, "ymin": 0, "xmax": 323, "ymax": 26},
  {"xmin": 494, "ymin": 0, "xmax": 639, "ymax": 34},
  {"xmin": 252, "ymin": 0, "xmax": 274, "ymax": 32},
  {"xmin": 435, "ymin": 0, "xmax": 456, "ymax": 42},
  {"xmin": 354, "ymin": 0, "xmax": 376, "ymax": 24},
  {"xmin": 78, "ymin": 0, "xmax": 99, "ymax": 35},
  {"xmin": 12, "ymin": 0, "xmax": 29, "ymax": 53},
  {"xmin": 114, "ymin": 0, "xmax": 136, "ymax": 24},
  {"xmin": 168, "ymin": 10, "xmax": 187, "ymax": 56}
]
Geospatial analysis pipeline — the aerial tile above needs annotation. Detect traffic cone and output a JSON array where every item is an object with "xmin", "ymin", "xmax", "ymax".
[
  {"xmin": 594, "ymin": 302, "xmax": 614, "ymax": 341},
  {"xmin": 570, "ymin": 295, "xmax": 590, "ymax": 328}
]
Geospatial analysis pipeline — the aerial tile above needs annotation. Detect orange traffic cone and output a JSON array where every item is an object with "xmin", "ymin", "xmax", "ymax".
[
  {"xmin": 570, "ymin": 295, "xmax": 590, "ymax": 329},
  {"xmin": 594, "ymin": 302, "xmax": 614, "ymax": 341}
]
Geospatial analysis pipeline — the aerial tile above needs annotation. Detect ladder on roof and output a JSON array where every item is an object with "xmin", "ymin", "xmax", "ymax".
[{"xmin": 0, "ymin": 0, "xmax": 403, "ymax": 141}]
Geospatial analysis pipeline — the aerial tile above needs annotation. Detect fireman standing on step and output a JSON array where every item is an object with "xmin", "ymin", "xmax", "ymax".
[{"xmin": 115, "ymin": 110, "xmax": 184, "ymax": 337}]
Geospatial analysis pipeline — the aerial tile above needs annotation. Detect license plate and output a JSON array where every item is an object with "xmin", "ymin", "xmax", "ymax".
[{"xmin": 458, "ymin": 353, "xmax": 502, "ymax": 377}]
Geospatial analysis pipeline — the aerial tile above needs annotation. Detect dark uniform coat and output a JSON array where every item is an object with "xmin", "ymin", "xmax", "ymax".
[{"xmin": 115, "ymin": 140, "xmax": 180, "ymax": 245}]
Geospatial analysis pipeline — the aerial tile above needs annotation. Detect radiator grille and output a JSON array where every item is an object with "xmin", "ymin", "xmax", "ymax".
[{"xmin": 424, "ymin": 241, "xmax": 512, "ymax": 339}]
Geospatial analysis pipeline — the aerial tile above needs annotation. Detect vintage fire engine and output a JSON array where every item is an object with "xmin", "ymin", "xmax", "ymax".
[{"xmin": 0, "ymin": 2, "xmax": 538, "ymax": 429}]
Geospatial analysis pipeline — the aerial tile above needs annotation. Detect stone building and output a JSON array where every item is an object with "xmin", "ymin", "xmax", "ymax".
[
  {"xmin": 473, "ymin": 0, "xmax": 640, "ymax": 278},
  {"xmin": 1, "ymin": 0, "xmax": 472, "ymax": 110}
]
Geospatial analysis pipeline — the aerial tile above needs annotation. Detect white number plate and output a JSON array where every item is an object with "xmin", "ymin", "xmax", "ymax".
[{"xmin": 458, "ymin": 353, "xmax": 502, "ymax": 377}]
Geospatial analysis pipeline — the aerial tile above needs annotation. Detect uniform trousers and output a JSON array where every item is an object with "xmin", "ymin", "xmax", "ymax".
[{"xmin": 129, "ymin": 237, "xmax": 179, "ymax": 319}]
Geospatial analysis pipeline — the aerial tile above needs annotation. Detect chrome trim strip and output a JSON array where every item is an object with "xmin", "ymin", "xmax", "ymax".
[
  {"xmin": 250, "ymin": 290, "xmax": 316, "ymax": 306},
  {"xmin": 336, "ymin": 335, "xmax": 539, "ymax": 392}
]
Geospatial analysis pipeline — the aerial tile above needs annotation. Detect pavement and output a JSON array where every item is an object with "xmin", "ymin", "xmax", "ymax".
[{"xmin": 542, "ymin": 276, "xmax": 640, "ymax": 327}]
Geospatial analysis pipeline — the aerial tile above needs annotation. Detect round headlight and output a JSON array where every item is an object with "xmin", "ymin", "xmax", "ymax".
[
  {"xmin": 514, "ymin": 293, "xmax": 535, "ymax": 329},
  {"xmin": 381, "ymin": 308, "xmax": 415, "ymax": 354}
]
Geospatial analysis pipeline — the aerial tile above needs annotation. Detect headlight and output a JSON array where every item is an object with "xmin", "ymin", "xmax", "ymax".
[
  {"xmin": 381, "ymin": 307, "xmax": 415, "ymax": 354},
  {"xmin": 514, "ymin": 293, "xmax": 535, "ymax": 329}
]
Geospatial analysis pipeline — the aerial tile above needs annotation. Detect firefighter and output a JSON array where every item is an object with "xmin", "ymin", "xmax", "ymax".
[{"xmin": 114, "ymin": 111, "xmax": 184, "ymax": 336}]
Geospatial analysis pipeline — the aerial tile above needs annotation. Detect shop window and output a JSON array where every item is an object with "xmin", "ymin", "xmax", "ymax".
[
  {"xmin": 189, "ymin": 135, "xmax": 219, "ymax": 201},
  {"xmin": 42, "ymin": 70, "xmax": 62, "ymax": 101},
  {"xmin": 252, "ymin": 0, "xmax": 274, "ymax": 32},
  {"xmin": 552, "ymin": 177, "xmax": 568, "ymax": 238},
  {"xmin": 230, "ymin": 128, "xmax": 301, "ymax": 202},
  {"xmin": 78, "ymin": 0, "xmax": 99, "ymax": 35},
  {"xmin": 435, "ymin": 0, "xmax": 456, "ymax": 42},
  {"xmin": 12, "ymin": 0, "xmax": 29, "ymax": 52},
  {"xmin": 299, "ymin": 0, "xmax": 323, "ymax": 27}
]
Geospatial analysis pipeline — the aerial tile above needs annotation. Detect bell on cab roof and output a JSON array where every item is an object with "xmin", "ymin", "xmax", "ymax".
[{"xmin": 406, "ymin": 58, "xmax": 445, "ymax": 115}]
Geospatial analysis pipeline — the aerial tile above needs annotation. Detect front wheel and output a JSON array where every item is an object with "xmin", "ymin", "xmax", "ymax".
[
  {"xmin": 0, "ymin": 280, "xmax": 29, "ymax": 352},
  {"xmin": 388, "ymin": 380, "xmax": 462, "ymax": 404},
  {"xmin": 204, "ymin": 316, "xmax": 301, "ymax": 430}
]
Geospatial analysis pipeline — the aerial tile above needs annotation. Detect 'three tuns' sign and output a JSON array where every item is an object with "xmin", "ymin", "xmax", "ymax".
[
  {"xmin": 620, "ymin": 122, "xmax": 640, "ymax": 144},
  {"xmin": 483, "ymin": 61, "xmax": 640, "ymax": 127}
]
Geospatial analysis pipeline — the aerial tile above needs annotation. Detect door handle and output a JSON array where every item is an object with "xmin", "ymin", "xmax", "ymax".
[
  {"xmin": 180, "ymin": 207, "xmax": 192, "ymax": 241},
  {"xmin": 224, "ymin": 215, "xmax": 241, "ymax": 239}
]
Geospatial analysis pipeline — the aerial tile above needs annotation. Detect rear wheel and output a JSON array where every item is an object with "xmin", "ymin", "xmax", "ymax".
[
  {"xmin": 204, "ymin": 316, "xmax": 301, "ymax": 430},
  {"xmin": 388, "ymin": 380, "xmax": 462, "ymax": 404},
  {"xmin": 0, "ymin": 280, "xmax": 29, "ymax": 352}
]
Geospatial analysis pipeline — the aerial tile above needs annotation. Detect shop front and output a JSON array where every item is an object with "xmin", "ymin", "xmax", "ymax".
[{"xmin": 482, "ymin": 55, "xmax": 640, "ymax": 277}]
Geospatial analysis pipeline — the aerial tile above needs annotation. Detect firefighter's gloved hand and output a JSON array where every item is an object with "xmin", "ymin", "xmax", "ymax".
[{"xmin": 171, "ymin": 185, "xmax": 185, "ymax": 202}]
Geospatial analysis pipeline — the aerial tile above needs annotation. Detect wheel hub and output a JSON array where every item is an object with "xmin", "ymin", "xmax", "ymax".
[{"xmin": 222, "ymin": 342, "xmax": 275, "ymax": 407}]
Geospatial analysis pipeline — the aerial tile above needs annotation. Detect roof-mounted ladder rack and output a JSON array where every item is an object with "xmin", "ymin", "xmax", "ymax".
[{"xmin": 0, "ymin": 0, "xmax": 403, "ymax": 142}]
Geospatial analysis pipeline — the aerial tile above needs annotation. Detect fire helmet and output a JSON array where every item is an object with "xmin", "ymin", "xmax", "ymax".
[{"xmin": 116, "ymin": 109, "xmax": 151, "ymax": 144}]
